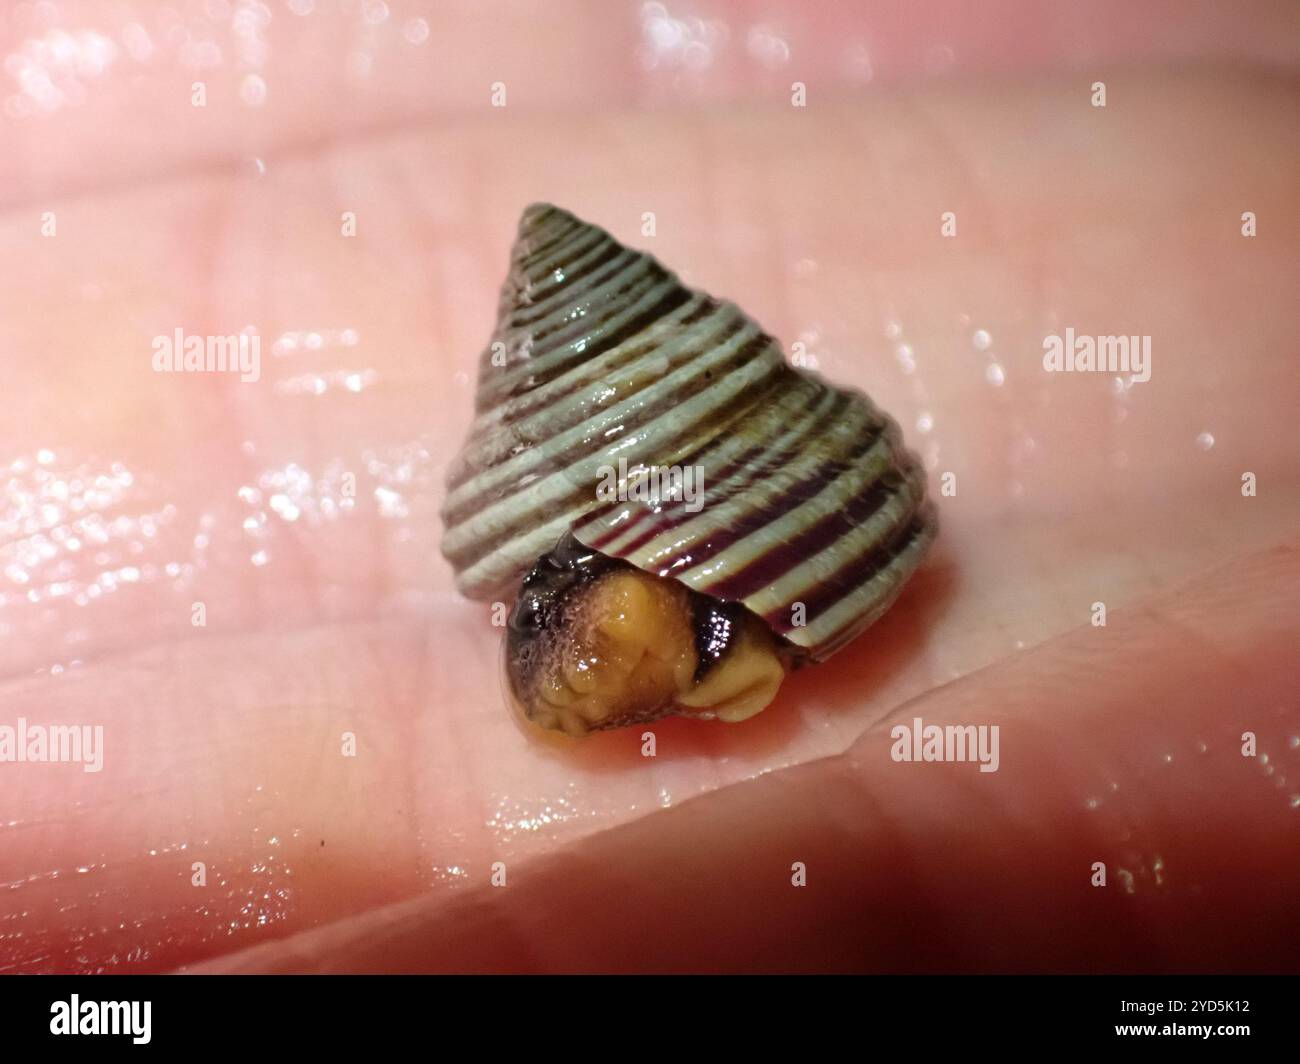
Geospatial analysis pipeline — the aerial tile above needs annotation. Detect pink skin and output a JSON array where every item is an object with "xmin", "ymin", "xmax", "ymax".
[
  {"xmin": 194, "ymin": 544, "xmax": 1300, "ymax": 973},
  {"xmin": 1, "ymin": 2, "xmax": 1298, "ymax": 972}
]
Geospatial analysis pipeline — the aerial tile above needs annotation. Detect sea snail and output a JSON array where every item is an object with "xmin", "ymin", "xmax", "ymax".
[{"xmin": 441, "ymin": 204, "xmax": 937, "ymax": 737}]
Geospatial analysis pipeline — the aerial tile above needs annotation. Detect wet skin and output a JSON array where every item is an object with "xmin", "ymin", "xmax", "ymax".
[{"xmin": 1, "ymin": 3, "xmax": 1299, "ymax": 972}]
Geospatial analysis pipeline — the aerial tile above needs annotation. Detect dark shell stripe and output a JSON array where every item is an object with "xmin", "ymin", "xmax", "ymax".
[
  {"xmin": 476, "ymin": 279, "xmax": 693, "ymax": 410},
  {"xmin": 451, "ymin": 294, "xmax": 719, "ymax": 493},
  {"xmin": 505, "ymin": 240, "xmax": 673, "ymax": 347},
  {"xmin": 673, "ymin": 429, "xmax": 912, "ymax": 600},
  {"xmin": 795, "ymin": 512, "xmax": 936, "ymax": 660},
  {"xmin": 705, "ymin": 462, "xmax": 911, "ymax": 600},
  {"xmin": 744, "ymin": 473, "xmax": 923, "ymax": 624},
  {"xmin": 566, "ymin": 382, "xmax": 925, "ymax": 652},
  {"xmin": 513, "ymin": 204, "xmax": 588, "ymax": 269},
  {"xmin": 481, "ymin": 254, "xmax": 674, "ymax": 386},
  {"xmin": 513, "ymin": 219, "xmax": 612, "ymax": 286},
  {"xmin": 635, "ymin": 397, "xmax": 889, "ymax": 577},
  {"xmin": 525, "ymin": 260, "xmax": 672, "ymax": 345},
  {"xmin": 445, "ymin": 346, "xmax": 788, "ymax": 592},
  {"xmin": 450, "ymin": 311, "xmax": 756, "ymax": 519},
  {"xmin": 509, "ymin": 247, "xmax": 639, "ymax": 326},
  {"xmin": 485, "ymin": 264, "xmax": 668, "ymax": 379},
  {"xmin": 446, "ymin": 341, "xmax": 784, "ymax": 566},
  {"xmin": 441, "ymin": 204, "xmax": 937, "ymax": 660},
  {"xmin": 573, "ymin": 375, "xmax": 837, "ymax": 556},
  {"xmin": 443, "ymin": 316, "xmax": 773, "ymax": 534},
  {"xmin": 447, "ymin": 295, "xmax": 729, "ymax": 493},
  {"xmin": 479, "ymin": 294, "xmax": 720, "ymax": 436},
  {"xmin": 600, "ymin": 394, "xmax": 883, "ymax": 588},
  {"xmin": 517, "ymin": 223, "xmax": 606, "ymax": 281}
]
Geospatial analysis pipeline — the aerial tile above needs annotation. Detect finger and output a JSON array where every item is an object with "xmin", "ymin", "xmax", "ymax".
[
  {"xmin": 5, "ymin": 0, "xmax": 1299, "ymax": 204},
  {"xmin": 3, "ymin": 72, "xmax": 1299, "ymax": 973},
  {"xmin": 190, "ymin": 539, "xmax": 1300, "ymax": 972},
  {"xmin": 4, "ymin": 75, "xmax": 1298, "ymax": 679}
]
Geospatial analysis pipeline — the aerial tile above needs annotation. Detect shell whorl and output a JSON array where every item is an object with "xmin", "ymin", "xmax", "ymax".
[{"xmin": 441, "ymin": 203, "xmax": 936, "ymax": 662}]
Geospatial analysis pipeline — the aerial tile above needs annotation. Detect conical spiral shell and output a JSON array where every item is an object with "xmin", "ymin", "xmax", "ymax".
[{"xmin": 441, "ymin": 204, "xmax": 936, "ymax": 663}]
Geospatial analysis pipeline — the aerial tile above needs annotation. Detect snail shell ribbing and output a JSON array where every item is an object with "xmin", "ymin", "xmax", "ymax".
[{"xmin": 441, "ymin": 203, "xmax": 936, "ymax": 664}]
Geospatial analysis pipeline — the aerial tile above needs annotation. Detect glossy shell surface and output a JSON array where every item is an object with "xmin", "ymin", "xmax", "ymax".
[{"xmin": 441, "ymin": 204, "xmax": 936, "ymax": 661}]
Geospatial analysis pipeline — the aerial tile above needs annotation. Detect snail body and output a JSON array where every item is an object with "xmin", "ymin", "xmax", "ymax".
[{"xmin": 442, "ymin": 204, "xmax": 936, "ymax": 735}]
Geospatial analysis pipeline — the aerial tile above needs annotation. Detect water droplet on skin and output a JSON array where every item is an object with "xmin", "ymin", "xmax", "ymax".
[
  {"xmin": 985, "ymin": 362, "xmax": 1005, "ymax": 387},
  {"xmin": 121, "ymin": 22, "xmax": 155, "ymax": 62},
  {"xmin": 915, "ymin": 412, "xmax": 933, "ymax": 434},
  {"xmin": 1196, "ymin": 431, "xmax": 1215, "ymax": 451},
  {"xmin": 972, "ymin": 328, "xmax": 992, "ymax": 351},
  {"xmin": 746, "ymin": 25, "xmax": 790, "ymax": 69},
  {"xmin": 402, "ymin": 17, "xmax": 429, "ymax": 45},
  {"xmin": 373, "ymin": 486, "xmax": 407, "ymax": 519},
  {"xmin": 239, "ymin": 73, "xmax": 266, "ymax": 107}
]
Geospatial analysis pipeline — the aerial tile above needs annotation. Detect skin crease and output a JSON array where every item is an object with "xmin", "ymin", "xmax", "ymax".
[
  {"xmin": 1, "ymin": 4, "xmax": 1298, "ymax": 973},
  {"xmin": 195, "ymin": 543, "xmax": 1300, "ymax": 973}
]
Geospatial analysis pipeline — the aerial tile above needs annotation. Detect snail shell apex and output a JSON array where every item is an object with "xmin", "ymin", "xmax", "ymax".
[{"xmin": 441, "ymin": 203, "xmax": 936, "ymax": 663}]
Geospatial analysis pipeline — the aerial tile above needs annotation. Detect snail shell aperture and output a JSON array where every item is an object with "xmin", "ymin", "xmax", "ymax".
[{"xmin": 441, "ymin": 204, "xmax": 937, "ymax": 736}]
